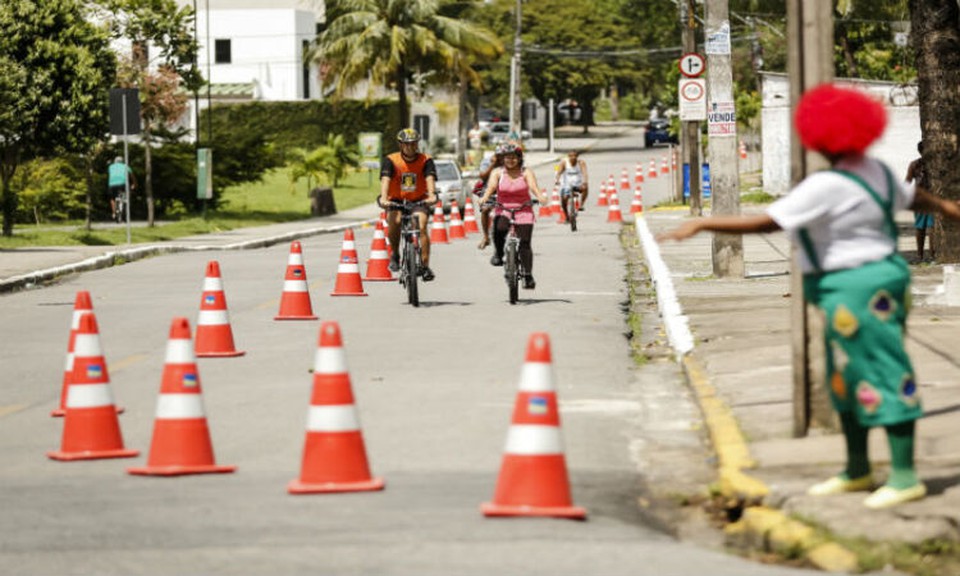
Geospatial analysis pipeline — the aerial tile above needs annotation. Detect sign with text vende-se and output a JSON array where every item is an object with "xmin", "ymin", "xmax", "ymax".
[
  {"xmin": 707, "ymin": 101, "xmax": 737, "ymax": 137},
  {"xmin": 679, "ymin": 78, "xmax": 707, "ymax": 121}
]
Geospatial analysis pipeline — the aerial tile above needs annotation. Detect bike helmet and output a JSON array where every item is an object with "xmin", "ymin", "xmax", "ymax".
[
  {"xmin": 397, "ymin": 128, "xmax": 421, "ymax": 143},
  {"xmin": 499, "ymin": 143, "xmax": 523, "ymax": 157}
]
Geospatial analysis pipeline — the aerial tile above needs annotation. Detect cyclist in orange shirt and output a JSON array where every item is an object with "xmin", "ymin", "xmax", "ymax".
[{"xmin": 379, "ymin": 128, "xmax": 439, "ymax": 281}]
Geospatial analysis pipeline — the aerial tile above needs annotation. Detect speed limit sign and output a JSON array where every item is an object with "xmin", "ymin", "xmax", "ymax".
[{"xmin": 678, "ymin": 53, "xmax": 706, "ymax": 78}]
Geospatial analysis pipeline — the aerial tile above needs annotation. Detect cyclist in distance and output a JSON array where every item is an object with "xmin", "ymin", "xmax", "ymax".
[
  {"xmin": 107, "ymin": 156, "xmax": 136, "ymax": 220},
  {"xmin": 380, "ymin": 128, "xmax": 439, "ymax": 281},
  {"xmin": 478, "ymin": 143, "xmax": 549, "ymax": 289},
  {"xmin": 555, "ymin": 149, "xmax": 589, "ymax": 225},
  {"xmin": 474, "ymin": 145, "xmax": 504, "ymax": 250}
]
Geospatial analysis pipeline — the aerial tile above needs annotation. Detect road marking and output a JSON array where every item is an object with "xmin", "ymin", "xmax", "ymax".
[
  {"xmin": 0, "ymin": 404, "xmax": 28, "ymax": 418},
  {"xmin": 555, "ymin": 291, "xmax": 620, "ymax": 297},
  {"xmin": 111, "ymin": 354, "xmax": 148, "ymax": 371}
]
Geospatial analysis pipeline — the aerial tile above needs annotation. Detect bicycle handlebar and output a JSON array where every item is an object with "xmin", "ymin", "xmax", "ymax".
[{"xmin": 376, "ymin": 197, "xmax": 435, "ymax": 212}]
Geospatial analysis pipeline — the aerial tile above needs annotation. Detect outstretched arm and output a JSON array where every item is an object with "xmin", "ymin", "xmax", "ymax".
[
  {"xmin": 911, "ymin": 188, "xmax": 960, "ymax": 221},
  {"xmin": 657, "ymin": 214, "xmax": 781, "ymax": 242}
]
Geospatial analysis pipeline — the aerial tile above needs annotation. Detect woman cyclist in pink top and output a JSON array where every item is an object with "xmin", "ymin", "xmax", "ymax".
[{"xmin": 478, "ymin": 144, "xmax": 549, "ymax": 289}]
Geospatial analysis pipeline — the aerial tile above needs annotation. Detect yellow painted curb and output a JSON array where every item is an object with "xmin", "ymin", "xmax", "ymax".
[
  {"xmin": 681, "ymin": 355, "xmax": 766, "ymax": 499},
  {"xmin": 807, "ymin": 542, "xmax": 860, "ymax": 573}
]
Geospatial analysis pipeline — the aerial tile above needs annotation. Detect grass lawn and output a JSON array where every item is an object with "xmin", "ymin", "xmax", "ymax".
[{"xmin": 0, "ymin": 166, "xmax": 380, "ymax": 248}]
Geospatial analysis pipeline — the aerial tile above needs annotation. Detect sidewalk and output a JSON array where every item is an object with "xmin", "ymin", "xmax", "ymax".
[{"xmin": 637, "ymin": 207, "xmax": 960, "ymax": 570}]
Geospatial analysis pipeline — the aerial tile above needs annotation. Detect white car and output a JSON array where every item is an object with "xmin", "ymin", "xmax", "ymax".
[{"xmin": 433, "ymin": 159, "xmax": 465, "ymax": 210}]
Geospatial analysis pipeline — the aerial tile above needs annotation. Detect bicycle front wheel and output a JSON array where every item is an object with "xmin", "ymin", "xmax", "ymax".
[
  {"xmin": 505, "ymin": 240, "xmax": 519, "ymax": 304},
  {"xmin": 405, "ymin": 240, "xmax": 419, "ymax": 307}
]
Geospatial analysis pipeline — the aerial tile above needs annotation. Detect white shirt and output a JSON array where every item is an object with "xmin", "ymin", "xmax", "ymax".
[
  {"xmin": 766, "ymin": 156, "xmax": 915, "ymax": 273},
  {"xmin": 558, "ymin": 158, "xmax": 583, "ymax": 188}
]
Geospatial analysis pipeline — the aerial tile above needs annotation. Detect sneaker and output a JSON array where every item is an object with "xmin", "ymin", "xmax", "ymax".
[
  {"xmin": 490, "ymin": 254, "xmax": 503, "ymax": 267},
  {"xmin": 388, "ymin": 257, "xmax": 400, "ymax": 272},
  {"xmin": 863, "ymin": 483, "xmax": 926, "ymax": 509},
  {"xmin": 420, "ymin": 266, "xmax": 435, "ymax": 282},
  {"xmin": 523, "ymin": 275, "xmax": 536, "ymax": 290},
  {"xmin": 806, "ymin": 474, "xmax": 874, "ymax": 496}
]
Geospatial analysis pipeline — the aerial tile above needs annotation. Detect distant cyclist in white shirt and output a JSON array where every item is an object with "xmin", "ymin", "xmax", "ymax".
[{"xmin": 554, "ymin": 150, "xmax": 589, "ymax": 225}]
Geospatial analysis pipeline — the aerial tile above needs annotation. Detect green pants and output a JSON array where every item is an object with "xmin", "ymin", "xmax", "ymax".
[{"xmin": 803, "ymin": 255, "xmax": 923, "ymax": 428}]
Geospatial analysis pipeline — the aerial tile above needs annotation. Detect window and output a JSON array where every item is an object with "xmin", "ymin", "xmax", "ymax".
[
  {"xmin": 214, "ymin": 39, "xmax": 231, "ymax": 64},
  {"xmin": 302, "ymin": 40, "xmax": 310, "ymax": 99}
]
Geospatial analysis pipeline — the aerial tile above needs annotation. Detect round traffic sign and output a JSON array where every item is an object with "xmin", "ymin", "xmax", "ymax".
[
  {"xmin": 678, "ymin": 52, "xmax": 705, "ymax": 78},
  {"xmin": 680, "ymin": 79, "xmax": 705, "ymax": 101}
]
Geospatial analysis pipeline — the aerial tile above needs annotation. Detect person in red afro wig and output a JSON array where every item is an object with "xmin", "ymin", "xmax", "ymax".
[
  {"xmin": 795, "ymin": 83, "xmax": 887, "ymax": 156},
  {"xmin": 658, "ymin": 82, "xmax": 960, "ymax": 510}
]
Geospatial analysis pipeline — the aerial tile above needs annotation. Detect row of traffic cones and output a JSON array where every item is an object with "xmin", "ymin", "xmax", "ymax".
[{"xmin": 49, "ymin": 293, "xmax": 583, "ymax": 516}]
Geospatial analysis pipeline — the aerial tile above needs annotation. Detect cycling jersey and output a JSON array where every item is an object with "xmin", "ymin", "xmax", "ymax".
[{"xmin": 381, "ymin": 152, "xmax": 437, "ymax": 201}]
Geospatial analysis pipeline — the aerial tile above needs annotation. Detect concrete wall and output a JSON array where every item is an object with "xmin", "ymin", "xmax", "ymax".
[{"xmin": 761, "ymin": 73, "xmax": 921, "ymax": 195}]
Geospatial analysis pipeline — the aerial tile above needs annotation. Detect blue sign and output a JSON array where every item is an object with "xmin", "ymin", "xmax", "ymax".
[{"xmin": 682, "ymin": 163, "xmax": 711, "ymax": 199}]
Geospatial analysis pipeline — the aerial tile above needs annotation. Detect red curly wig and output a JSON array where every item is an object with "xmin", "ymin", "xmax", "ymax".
[{"xmin": 794, "ymin": 84, "xmax": 887, "ymax": 156}]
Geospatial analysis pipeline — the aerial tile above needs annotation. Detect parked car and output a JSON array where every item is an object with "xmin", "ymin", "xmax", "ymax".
[
  {"xmin": 557, "ymin": 102, "xmax": 582, "ymax": 125},
  {"xmin": 644, "ymin": 118, "xmax": 678, "ymax": 147},
  {"xmin": 485, "ymin": 122, "xmax": 532, "ymax": 146},
  {"xmin": 433, "ymin": 159, "xmax": 465, "ymax": 209}
]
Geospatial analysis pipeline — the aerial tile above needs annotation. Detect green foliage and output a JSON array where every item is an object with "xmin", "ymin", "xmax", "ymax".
[
  {"xmin": 288, "ymin": 134, "xmax": 360, "ymax": 191},
  {"xmin": 12, "ymin": 158, "xmax": 87, "ymax": 224},
  {"xmin": 0, "ymin": 0, "xmax": 116, "ymax": 235},
  {"xmin": 315, "ymin": 0, "xmax": 503, "ymax": 127}
]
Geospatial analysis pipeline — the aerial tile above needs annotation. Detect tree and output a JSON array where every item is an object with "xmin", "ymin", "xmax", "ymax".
[
  {"xmin": 910, "ymin": 0, "xmax": 960, "ymax": 261},
  {"xmin": 289, "ymin": 134, "xmax": 360, "ymax": 192},
  {"xmin": 313, "ymin": 0, "xmax": 503, "ymax": 130},
  {"xmin": 98, "ymin": 0, "xmax": 200, "ymax": 226},
  {"xmin": 0, "ymin": 0, "xmax": 116, "ymax": 237}
]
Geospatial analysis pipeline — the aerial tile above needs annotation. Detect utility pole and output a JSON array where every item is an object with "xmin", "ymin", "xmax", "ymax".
[
  {"xmin": 704, "ymin": 0, "xmax": 743, "ymax": 278},
  {"xmin": 786, "ymin": 0, "xmax": 834, "ymax": 437},
  {"xmin": 511, "ymin": 0, "xmax": 522, "ymax": 135},
  {"xmin": 681, "ymin": 0, "xmax": 702, "ymax": 216}
]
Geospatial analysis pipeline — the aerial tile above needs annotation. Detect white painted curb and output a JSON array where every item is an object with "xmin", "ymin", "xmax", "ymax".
[{"xmin": 633, "ymin": 212, "xmax": 694, "ymax": 359}]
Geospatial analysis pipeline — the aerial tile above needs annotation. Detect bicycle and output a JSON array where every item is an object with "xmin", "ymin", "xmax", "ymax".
[
  {"xmin": 112, "ymin": 188, "xmax": 127, "ymax": 224},
  {"xmin": 378, "ymin": 197, "xmax": 429, "ymax": 307},
  {"xmin": 561, "ymin": 185, "xmax": 582, "ymax": 232},
  {"xmin": 495, "ymin": 201, "xmax": 534, "ymax": 305}
]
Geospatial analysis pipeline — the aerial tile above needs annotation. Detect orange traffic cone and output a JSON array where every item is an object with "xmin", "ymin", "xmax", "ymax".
[
  {"xmin": 364, "ymin": 221, "xmax": 394, "ymax": 282},
  {"xmin": 672, "ymin": 150, "xmax": 678, "ymax": 172},
  {"xmin": 288, "ymin": 321, "xmax": 385, "ymax": 494},
  {"xmin": 739, "ymin": 140, "xmax": 748, "ymax": 160},
  {"xmin": 648, "ymin": 159, "xmax": 658, "ymax": 179},
  {"xmin": 463, "ymin": 197, "xmax": 481, "ymax": 234},
  {"xmin": 620, "ymin": 168, "xmax": 630, "ymax": 190},
  {"xmin": 661, "ymin": 156, "xmax": 670, "ymax": 174},
  {"xmin": 607, "ymin": 190, "xmax": 623, "ymax": 223},
  {"xmin": 481, "ymin": 333, "xmax": 586, "ymax": 519},
  {"xmin": 53, "ymin": 291, "xmax": 93, "ymax": 417},
  {"xmin": 128, "ymin": 318, "xmax": 237, "ymax": 476},
  {"xmin": 275, "ymin": 241, "xmax": 318, "ymax": 320},
  {"xmin": 550, "ymin": 186, "xmax": 562, "ymax": 216},
  {"xmin": 596, "ymin": 180, "xmax": 609, "ymax": 207},
  {"xmin": 48, "ymin": 313, "xmax": 139, "ymax": 461},
  {"xmin": 448, "ymin": 200, "xmax": 466, "ymax": 240},
  {"xmin": 634, "ymin": 163, "xmax": 645, "ymax": 184},
  {"xmin": 630, "ymin": 187, "xmax": 644, "ymax": 214},
  {"xmin": 429, "ymin": 202, "xmax": 449, "ymax": 244},
  {"xmin": 331, "ymin": 228, "xmax": 368, "ymax": 296},
  {"xmin": 557, "ymin": 198, "xmax": 568, "ymax": 224},
  {"xmin": 195, "ymin": 261, "xmax": 245, "ymax": 358}
]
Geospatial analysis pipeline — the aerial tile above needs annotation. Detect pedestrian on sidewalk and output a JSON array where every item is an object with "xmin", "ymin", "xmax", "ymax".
[
  {"xmin": 658, "ymin": 83, "xmax": 960, "ymax": 509},
  {"xmin": 906, "ymin": 141, "xmax": 935, "ymax": 262}
]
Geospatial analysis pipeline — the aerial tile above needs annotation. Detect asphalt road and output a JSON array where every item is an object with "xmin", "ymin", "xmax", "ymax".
[{"xmin": 0, "ymin": 131, "xmax": 821, "ymax": 575}]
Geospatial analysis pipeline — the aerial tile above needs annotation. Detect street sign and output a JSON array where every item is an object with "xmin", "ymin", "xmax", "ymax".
[
  {"xmin": 679, "ymin": 79, "xmax": 707, "ymax": 121},
  {"xmin": 678, "ymin": 53, "xmax": 705, "ymax": 78}
]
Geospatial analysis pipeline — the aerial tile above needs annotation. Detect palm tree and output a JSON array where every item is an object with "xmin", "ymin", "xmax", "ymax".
[{"xmin": 312, "ymin": 0, "xmax": 503, "ymax": 130}]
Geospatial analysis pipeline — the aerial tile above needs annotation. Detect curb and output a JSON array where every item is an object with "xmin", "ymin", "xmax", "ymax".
[
  {"xmin": 632, "ymin": 212, "xmax": 860, "ymax": 573},
  {"xmin": 0, "ymin": 218, "xmax": 377, "ymax": 294}
]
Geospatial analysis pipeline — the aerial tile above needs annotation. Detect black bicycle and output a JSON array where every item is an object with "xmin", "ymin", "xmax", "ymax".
[
  {"xmin": 379, "ymin": 198, "xmax": 429, "ymax": 307},
  {"xmin": 495, "ymin": 201, "xmax": 534, "ymax": 304}
]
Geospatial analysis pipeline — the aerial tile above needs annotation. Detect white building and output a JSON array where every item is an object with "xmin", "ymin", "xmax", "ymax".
[
  {"xmin": 761, "ymin": 73, "xmax": 921, "ymax": 195},
  {"xmin": 173, "ymin": 1, "xmax": 324, "ymax": 139}
]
